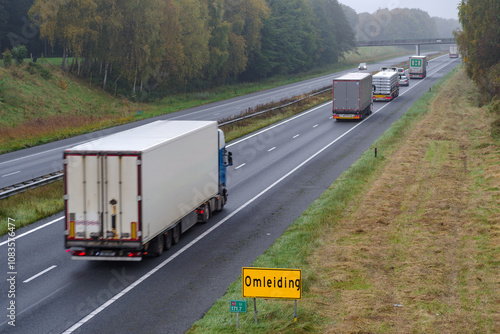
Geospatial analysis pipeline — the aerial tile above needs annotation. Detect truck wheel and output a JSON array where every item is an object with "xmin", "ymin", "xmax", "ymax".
[
  {"xmin": 150, "ymin": 234, "xmax": 164, "ymax": 257},
  {"xmin": 164, "ymin": 230, "xmax": 173, "ymax": 250},
  {"xmin": 219, "ymin": 194, "xmax": 226, "ymax": 211},
  {"xmin": 199, "ymin": 203, "xmax": 211, "ymax": 223},
  {"xmin": 173, "ymin": 224, "xmax": 180, "ymax": 244}
]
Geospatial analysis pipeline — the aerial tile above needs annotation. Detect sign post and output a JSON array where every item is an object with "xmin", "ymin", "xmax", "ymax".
[
  {"xmin": 229, "ymin": 300, "xmax": 247, "ymax": 327},
  {"xmin": 242, "ymin": 267, "xmax": 302, "ymax": 323}
]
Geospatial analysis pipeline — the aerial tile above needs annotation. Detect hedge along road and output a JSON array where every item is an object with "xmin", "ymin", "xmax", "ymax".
[{"xmin": 0, "ymin": 55, "xmax": 460, "ymax": 334}]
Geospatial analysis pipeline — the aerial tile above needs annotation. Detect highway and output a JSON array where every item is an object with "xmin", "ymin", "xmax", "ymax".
[
  {"xmin": 1, "ymin": 53, "xmax": 420, "ymax": 190},
  {"xmin": 0, "ymin": 54, "xmax": 460, "ymax": 333}
]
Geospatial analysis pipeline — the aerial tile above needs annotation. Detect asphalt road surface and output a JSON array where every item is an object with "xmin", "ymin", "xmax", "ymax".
[
  {"xmin": 1, "ymin": 53, "xmax": 426, "ymax": 189},
  {"xmin": 0, "ymin": 55, "xmax": 461, "ymax": 333}
]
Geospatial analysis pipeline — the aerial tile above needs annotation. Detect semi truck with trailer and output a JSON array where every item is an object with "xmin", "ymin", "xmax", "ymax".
[
  {"xmin": 408, "ymin": 55, "xmax": 428, "ymax": 79},
  {"xmin": 63, "ymin": 120, "xmax": 232, "ymax": 261},
  {"xmin": 372, "ymin": 70, "xmax": 399, "ymax": 101},
  {"xmin": 332, "ymin": 73, "xmax": 373, "ymax": 120},
  {"xmin": 449, "ymin": 45, "xmax": 459, "ymax": 58}
]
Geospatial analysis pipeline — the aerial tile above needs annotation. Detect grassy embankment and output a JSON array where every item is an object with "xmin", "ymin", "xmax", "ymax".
[
  {"xmin": 0, "ymin": 46, "xmax": 412, "ymax": 234},
  {"xmin": 187, "ymin": 68, "xmax": 500, "ymax": 333}
]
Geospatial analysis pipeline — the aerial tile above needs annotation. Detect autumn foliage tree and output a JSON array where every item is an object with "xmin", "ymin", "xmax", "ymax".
[
  {"xmin": 28, "ymin": 0, "xmax": 355, "ymax": 94},
  {"xmin": 455, "ymin": 0, "xmax": 500, "ymax": 98}
]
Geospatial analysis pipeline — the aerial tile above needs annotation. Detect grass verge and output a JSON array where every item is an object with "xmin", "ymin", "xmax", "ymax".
[
  {"xmin": 186, "ymin": 67, "xmax": 500, "ymax": 333},
  {"xmin": 0, "ymin": 180, "xmax": 63, "ymax": 235}
]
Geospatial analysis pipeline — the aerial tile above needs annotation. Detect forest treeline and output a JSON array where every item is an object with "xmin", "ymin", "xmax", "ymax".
[
  {"xmin": 455, "ymin": 0, "xmax": 499, "ymax": 98},
  {"xmin": 1, "ymin": 0, "xmax": 458, "ymax": 96},
  {"xmin": 22, "ymin": 0, "xmax": 355, "ymax": 95}
]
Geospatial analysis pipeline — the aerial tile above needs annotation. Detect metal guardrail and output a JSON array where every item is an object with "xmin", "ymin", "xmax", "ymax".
[
  {"xmin": 1, "ymin": 87, "xmax": 333, "ymax": 200},
  {"xmin": 219, "ymin": 87, "xmax": 332, "ymax": 126},
  {"xmin": 0, "ymin": 171, "xmax": 63, "ymax": 200},
  {"xmin": 0, "ymin": 52, "xmax": 452, "ymax": 200}
]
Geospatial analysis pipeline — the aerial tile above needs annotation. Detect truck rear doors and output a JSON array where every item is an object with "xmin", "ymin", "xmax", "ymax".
[{"xmin": 64, "ymin": 153, "xmax": 141, "ymax": 245}]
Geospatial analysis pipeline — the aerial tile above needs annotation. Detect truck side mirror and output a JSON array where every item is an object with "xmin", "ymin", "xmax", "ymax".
[
  {"xmin": 224, "ymin": 150, "xmax": 233, "ymax": 166},
  {"xmin": 372, "ymin": 85, "xmax": 376, "ymax": 92}
]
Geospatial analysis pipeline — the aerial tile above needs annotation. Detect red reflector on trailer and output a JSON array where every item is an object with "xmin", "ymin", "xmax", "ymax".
[
  {"xmin": 127, "ymin": 252, "xmax": 141, "ymax": 257},
  {"xmin": 72, "ymin": 251, "xmax": 86, "ymax": 256}
]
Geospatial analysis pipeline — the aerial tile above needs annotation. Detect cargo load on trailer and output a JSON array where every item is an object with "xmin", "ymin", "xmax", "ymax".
[
  {"xmin": 372, "ymin": 70, "xmax": 399, "ymax": 101},
  {"xmin": 332, "ymin": 72, "xmax": 373, "ymax": 120},
  {"xmin": 449, "ymin": 45, "xmax": 458, "ymax": 58},
  {"xmin": 63, "ymin": 120, "xmax": 232, "ymax": 261},
  {"xmin": 409, "ymin": 55, "xmax": 428, "ymax": 79}
]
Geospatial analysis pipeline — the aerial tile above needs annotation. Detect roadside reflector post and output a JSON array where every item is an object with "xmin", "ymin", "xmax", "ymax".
[{"xmin": 375, "ymin": 148, "xmax": 377, "ymax": 157}]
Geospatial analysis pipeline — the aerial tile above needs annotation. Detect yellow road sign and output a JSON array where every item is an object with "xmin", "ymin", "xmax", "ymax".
[{"xmin": 242, "ymin": 267, "xmax": 301, "ymax": 299}]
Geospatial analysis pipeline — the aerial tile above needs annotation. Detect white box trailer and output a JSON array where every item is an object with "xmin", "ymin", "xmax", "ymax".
[
  {"xmin": 449, "ymin": 45, "xmax": 458, "ymax": 58},
  {"xmin": 64, "ymin": 120, "xmax": 232, "ymax": 261},
  {"xmin": 332, "ymin": 72, "xmax": 373, "ymax": 120},
  {"xmin": 372, "ymin": 70, "xmax": 399, "ymax": 101},
  {"xmin": 409, "ymin": 55, "xmax": 428, "ymax": 79}
]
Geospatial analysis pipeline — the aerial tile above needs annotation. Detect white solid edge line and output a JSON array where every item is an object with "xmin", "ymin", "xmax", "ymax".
[
  {"xmin": 62, "ymin": 118, "xmax": 365, "ymax": 333},
  {"xmin": 1, "ymin": 57, "xmax": 453, "ymax": 250},
  {"xmin": 0, "ymin": 216, "xmax": 64, "ymax": 247},
  {"xmin": 23, "ymin": 265, "xmax": 57, "ymax": 283},
  {"xmin": 64, "ymin": 56, "xmax": 456, "ymax": 334}
]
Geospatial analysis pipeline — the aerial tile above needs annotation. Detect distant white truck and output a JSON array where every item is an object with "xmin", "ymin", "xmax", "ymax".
[
  {"xmin": 332, "ymin": 73, "xmax": 373, "ymax": 120},
  {"xmin": 64, "ymin": 120, "xmax": 232, "ymax": 261},
  {"xmin": 449, "ymin": 45, "xmax": 459, "ymax": 58},
  {"xmin": 409, "ymin": 55, "xmax": 428, "ymax": 79},
  {"xmin": 372, "ymin": 70, "xmax": 399, "ymax": 101}
]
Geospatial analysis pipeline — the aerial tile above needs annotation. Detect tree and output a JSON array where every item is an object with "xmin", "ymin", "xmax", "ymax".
[
  {"xmin": 11, "ymin": 45, "xmax": 27, "ymax": 64},
  {"xmin": 2, "ymin": 49, "xmax": 12, "ymax": 66},
  {"xmin": 245, "ymin": 0, "xmax": 318, "ymax": 78},
  {"xmin": 310, "ymin": 0, "xmax": 356, "ymax": 64},
  {"xmin": 455, "ymin": 0, "xmax": 500, "ymax": 97}
]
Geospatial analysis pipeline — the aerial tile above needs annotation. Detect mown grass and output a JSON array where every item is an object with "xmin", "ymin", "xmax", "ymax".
[
  {"xmin": 0, "ymin": 180, "xmax": 63, "ymax": 235},
  {"xmin": 189, "ymin": 66, "xmax": 500, "ymax": 334}
]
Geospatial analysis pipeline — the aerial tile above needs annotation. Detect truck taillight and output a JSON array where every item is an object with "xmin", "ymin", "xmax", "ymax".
[
  {"xmin": 127, "ymin": 252, "xmax": 141, "ymax": 257},
  {"xmin": 72, "ymin": 250, "xmax": 86, "ymax": 256}
]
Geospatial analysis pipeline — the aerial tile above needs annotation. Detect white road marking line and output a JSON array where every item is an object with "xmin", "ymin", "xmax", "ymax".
[
  {"xmin": 313, "ymin": 124, "xmax": 318, "ymax": 128},
  {"xmin": 0, "ymin": 56, "xmax": 455, "ymax": 250},
  {"xmin": 62, "ymin": 92, "xmax": 375, "ymax": 334},
  {"xmin": 23, "ymin": 265, "xmax": 57, "ymax": 283},
  {"xmin": 268, "ymin": 147, "xmax": 276, "ymax": 152},
  {"xmin": 1, "ymin": 171, "xmax": 21, "ymax": 177},
  {"xmin": 293, "ymin": 134, "xmax": 300, "ymax": 139},
  {"xmin": 0, "ymin": 216, "xmax": 64, "ymax": 247},
  {"xmin": 235, "ymin": 163, "xmax": 246, "ymax": 170},
  {"xmin": 62, "ymin": 56, "xmax": 457, "ymax": 334}
]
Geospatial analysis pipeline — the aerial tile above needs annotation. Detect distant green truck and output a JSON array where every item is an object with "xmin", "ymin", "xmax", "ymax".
[{"xmin": 408, "ymin": 55, "xmax": 428, "ymax": 79}]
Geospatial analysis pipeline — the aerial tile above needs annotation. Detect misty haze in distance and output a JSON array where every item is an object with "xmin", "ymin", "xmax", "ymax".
[{"xmin": 338, "ymin": 0, "xmax": 460, "ymax": 20}]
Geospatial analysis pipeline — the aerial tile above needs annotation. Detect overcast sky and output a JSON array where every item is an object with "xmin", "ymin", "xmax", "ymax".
[{"xmin": 338, "ymin": 0, "xmax": 461, "ymax": 20}]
